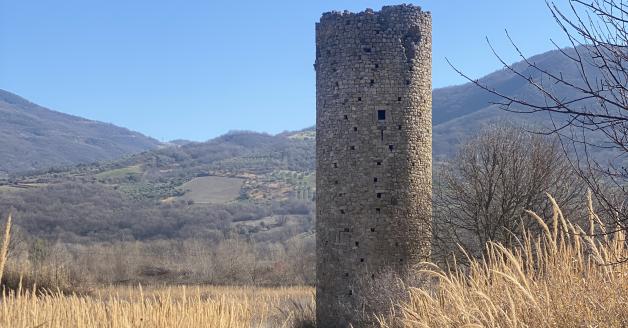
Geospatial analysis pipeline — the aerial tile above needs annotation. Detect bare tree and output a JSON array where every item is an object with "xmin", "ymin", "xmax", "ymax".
[
  {"xmin": 449, "ymin": 0, "xmax": 628, "ymax": 231},
  {"xmin": 433, "ymin": 125, "xmax": 585, "ymax": 263}
]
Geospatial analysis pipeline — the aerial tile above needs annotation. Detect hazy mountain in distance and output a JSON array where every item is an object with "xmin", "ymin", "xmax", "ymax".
[
  {"xmin": 0, "ymin": 89, "xmax": 162, "ymax": 174},
  {"xmin": 2, "ymin": 47, "xmax": 612, "ymax": 176},
  {"xmin": 432, "ymin": 46, "xmax": 614, "ymax": 161}
]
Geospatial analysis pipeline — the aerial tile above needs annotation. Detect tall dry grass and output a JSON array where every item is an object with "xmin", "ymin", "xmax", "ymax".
[
  {"xmin": 0, "ymin": 213, "xmax": 11, "ymax": 284},
  {"xmin": 385, "ymin": 193, "xmax": 628, "ymax": 327},
  {"xmin": 0, "ymin": 285, "xmax": 314, "ymax": 328},
  {"xmin": 0, "ymin": 213, "xmax": 315, "ymax": 327}
]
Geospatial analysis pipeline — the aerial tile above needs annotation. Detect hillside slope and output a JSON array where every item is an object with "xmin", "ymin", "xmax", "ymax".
[
  {"xmin": 0, "ymin": 89, "xmax": 162, "ymax": 175},
  {"xmin": 432, "ymin": 47, "xmax": 613, "ymax": 159}
]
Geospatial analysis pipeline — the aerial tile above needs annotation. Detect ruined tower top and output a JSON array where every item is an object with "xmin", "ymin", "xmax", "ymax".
[
  {"xmin": 315, "ymin": 4, "xmax": 432, "ymax": 327},
  {"xmin": 319, "ymin": 4, "xmax": 428, "ymax": 20}
]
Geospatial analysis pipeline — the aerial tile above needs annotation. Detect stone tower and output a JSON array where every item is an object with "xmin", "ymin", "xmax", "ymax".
[{"xmin": 315, "ymin": 5, "xmax": 432, "ymax": 327}]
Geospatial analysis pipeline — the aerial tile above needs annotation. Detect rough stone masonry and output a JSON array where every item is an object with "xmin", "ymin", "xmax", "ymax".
[{"xmin": 315, "ymin": 4, "xmax": 432, "ymax": 327}]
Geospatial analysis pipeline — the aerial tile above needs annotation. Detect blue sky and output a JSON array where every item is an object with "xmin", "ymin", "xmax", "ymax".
[{"xmin": 0, "ymin": 1, "xmax": 570, "ymax": 141}]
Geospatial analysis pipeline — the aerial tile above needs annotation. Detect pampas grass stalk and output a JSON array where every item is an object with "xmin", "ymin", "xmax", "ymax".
[
  {"xmin": 383, "ymin": 194, "xmax": 628, "ymax": 328},
  {"xmin": 0, "ymin": 213, "xmax": 12, "ymax": 285}
]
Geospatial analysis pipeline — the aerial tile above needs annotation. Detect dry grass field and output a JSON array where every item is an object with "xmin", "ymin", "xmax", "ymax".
[
  {"xmin": 1, "ymin": 194, "xmax": 627, "ymax": 327},
  {"xmin": 176, "ymin": 176, "xmax": 245, "ymax": 204},
  {"xmin": 0, "ymin": 285, "xmax": 315, "ymax": 328}
]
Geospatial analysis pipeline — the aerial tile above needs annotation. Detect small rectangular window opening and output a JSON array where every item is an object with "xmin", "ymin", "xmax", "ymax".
[
  {"xmin": 343, "ymin": 115, "xmax": 348, "ymax": 120},
  {"xmin": 363, "ymin": 47, "xmax": 371, "ymax": 53},
  {"xmin": 398, "ymin": 97, "xmax": 402, "ymax": 101},
  {"xmin": 376, "ymin": 193, "xmax": 382, "ymax": 199},
  {"xmin": 398, "ymin": 125, "xmax": 402, "ymax": 130},
  {"xmin": 358, "ymin": 97, "xmax": 362, "ymax": 102},
  {"xmin": 370, "ymin": 228, "xmax": 375, "ymax": 232},
  {"xmin": 360, "ymin": 258, "xmax": 365, "ymax": 262},
  {"xmin": 345, "ymin": 272, "xmax": 349, "ymax": 277},
  {"xmin": 389, "ymin": 145, "xmax": 394, "ymax": 151},
  {"xmin": 370, "ymin": 79, "xmax": 375, "ymax": 85},
  {"xmin": 350, "ymin": 145, "xmax": 355, "ymax": 150},
  {"xmin": 373, "ymin": 177, "xmax": 378, "ymax": 183},
  {"xmin": 376, "ymin": 161, "xmax": 382, "ymax": 166},
  {"xmin": 333, "ymin": 162, "xmax": 338, "ymax": 168},
  {"xmin": 355, "ymin": 241, "xmax": 359, "ymax": 247},
  {"xmin": 377, "ymin": 110, "xmax": 386, "ymax": 121},
  {"xmin": 334, "ymin": 180, "xmax": 339, "ymax": 185},
  {"xmin": 353, "ymin": 127, "xmax": 358, "ymax": 132},
  {"xmin": 340, "ymin": 209, "xmax": 345, "ymax": 214},
  {"xmin": 376, "ymin": 208, "xmax": 381, "ymax": 213},
  {"xmin": 375, "ymin": 64, "xmax": 379, "ymax": 68}
]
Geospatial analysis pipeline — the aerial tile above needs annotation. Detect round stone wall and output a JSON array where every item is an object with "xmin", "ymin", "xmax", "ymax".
[{"xmin": 315, "ymin": 5, "xmax": 432, "ymax": 327}]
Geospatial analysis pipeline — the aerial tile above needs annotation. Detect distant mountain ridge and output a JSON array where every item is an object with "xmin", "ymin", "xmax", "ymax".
[
  {"xmin": 0, "ymin": 89, "xmax": 162, "ymax": 174},
  {"xmin": 431, "ymin": 46, "xmax": 615, "ymax": 160},
  {"xmin": 1, "ymin": 46, "xmax": 609, "ymax": 176}
]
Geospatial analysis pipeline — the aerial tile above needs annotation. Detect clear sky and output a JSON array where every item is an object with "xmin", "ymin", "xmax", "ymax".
[{"xmin": 0, "ymin": 0, "xmax": 570, "ymax": 142}]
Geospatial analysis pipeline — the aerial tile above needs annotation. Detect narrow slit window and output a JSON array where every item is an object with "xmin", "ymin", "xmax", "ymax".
[
  {"xmin": 380, "ymin": 130, "xmax": 384, "ymax": 141},
  {"xmin": 377, "ymin": 110, "xmax": 386, "ymax": 121},
  {"xmin": 355, "ymin": 241, "xmax": 359, "ymax": 247}
]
